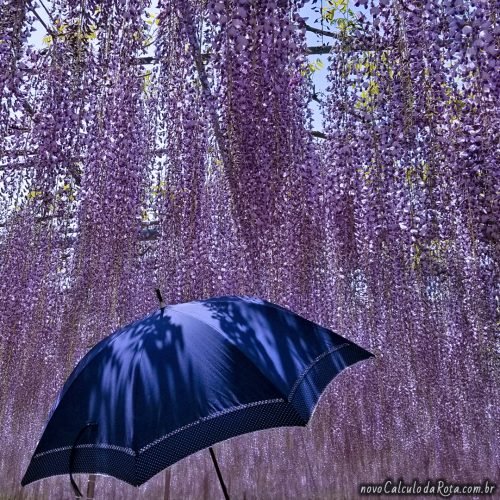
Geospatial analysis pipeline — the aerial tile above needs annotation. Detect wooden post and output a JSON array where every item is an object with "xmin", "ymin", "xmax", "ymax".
[
  {"xmin": 163, "ymin": 468, "xmax": 171, "ymax": 500},
  {"xmin": 86, "ymin": 474, "xmax": 96, "ymax": 499}
]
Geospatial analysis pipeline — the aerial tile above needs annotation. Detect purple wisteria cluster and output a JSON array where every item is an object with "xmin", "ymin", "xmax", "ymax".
[{"xmin": 0, "ymin": 0, "xmax": 498, "ymax": 498}]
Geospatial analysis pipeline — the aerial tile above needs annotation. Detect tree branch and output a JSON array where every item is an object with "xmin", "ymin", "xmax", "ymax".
[
  {"xmin": 307, "ymin": 45, "xmax": 333, "ymax": 55},
  {"xmin": 12, "ymin": 87, "xmax": 36, "ymax": 117},
  {"xmin": 27, "ymin": 1, "xmax": 53, "ymax": 36},
  {"xmin": 180, "ymin": 5, "xmax": 233, "ymax": 175},
  {"xmin": 137, "ymin": 46, "xmax": 334, "ymax": 64},
  {"xmin": 311, "ymin": 92, "xmax": 322, "ymax": 104},
  {"xmin": 303, "ymin": 23, "xmax": 340, "ymax": 40},
  {"xmin": 0, "ymin": 160, "xmax": 36, "ymax": 171},
  {"xmin": 301, "ymin": 17, "xmax": 392, "ymax": 53},
  {"xmin": 0, "ymin": 158, "xmax": 82, "ymax": 184},
  {"xmin": 311, "ymin": 130, "xmax": 326, "ymax": 139},
  {"xmin": 37, "ymin": 0, "xmax": 55, "ymax": 23}
]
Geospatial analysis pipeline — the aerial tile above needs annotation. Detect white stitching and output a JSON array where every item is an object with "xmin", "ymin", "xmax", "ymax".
[
  {"xmin": 287, "ymin": 343, "xmax": 350, "ymax": 402},
  {"xmin": 33, "ymin": 443, "xmax": 136, "ymax": 459},
  {"xmin": 139, "ymin": 398, "xmax": 285, "ymax": 453}
]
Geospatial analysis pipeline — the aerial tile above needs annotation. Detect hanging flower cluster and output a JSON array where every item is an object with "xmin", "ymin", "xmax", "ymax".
[
  {"xmin": 319, "ymin": 0, "xmax": 498, "ymax": 490},
  {"xmin": 0, "ymin": 0, "xmax": 497, "ymax": 498}
]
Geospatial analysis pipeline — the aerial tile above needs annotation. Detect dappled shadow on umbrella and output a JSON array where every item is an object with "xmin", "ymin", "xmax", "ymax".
[
  {"xmin": 88, "ymin": 310, "xmax": 200, "ymax": 448},
  {"xmin": 181, "ymin": 297, "xmax": 369, "ymax": 419},
  {"xmin": 35, "ymin": 310, "xmax": 202, "ymax": 453},
  {"xmin": 203, "ymin": 299, "xmax": 349, "ymax": 378}
]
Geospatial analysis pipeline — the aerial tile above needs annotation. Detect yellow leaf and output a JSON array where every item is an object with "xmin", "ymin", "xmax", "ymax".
[
  {"xmin": 27, "ymin": 190, "xmax": 43, "ymax": 200},
  {"xmin": 85, "ymin": 27, "xmax": 98, "ymax": 40}
]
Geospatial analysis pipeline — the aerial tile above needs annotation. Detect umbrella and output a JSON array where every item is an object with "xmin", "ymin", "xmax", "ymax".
[{"xmin": 22, "ymin": 293, "xmax": 374, "ymax": 497}]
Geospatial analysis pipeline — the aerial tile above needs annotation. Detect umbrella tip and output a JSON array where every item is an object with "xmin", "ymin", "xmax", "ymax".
[{"xmin": 155, "ymin": 288, "xmax": 166, "ymax": 309}]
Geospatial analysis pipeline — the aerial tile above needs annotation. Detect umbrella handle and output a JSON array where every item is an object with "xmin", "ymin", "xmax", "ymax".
[
  {"xmin": 209, "ymin": 447, "xmax": 230, "ymax": 500},
  {"xmin": 69, "ymin": 422, "xmax": 98, "ymax": 498}
]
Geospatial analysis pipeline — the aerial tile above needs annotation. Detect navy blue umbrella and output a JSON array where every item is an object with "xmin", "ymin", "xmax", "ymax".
[{"xmin": 22, "ymin": 294, "xmax": 373, "ymax": 497}]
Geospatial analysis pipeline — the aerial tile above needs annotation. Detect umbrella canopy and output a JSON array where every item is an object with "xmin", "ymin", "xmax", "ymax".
[{"xmin": 22, "ymin": 295, "xmax": 373, "ymax": 489}]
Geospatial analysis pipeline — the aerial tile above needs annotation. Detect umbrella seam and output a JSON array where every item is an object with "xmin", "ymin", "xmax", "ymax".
[
  {"xmin": 287, "ymin": 343, "xmax": 350, "ymax": 402},
  {"xmin": 132, "ymin": 331, "xmax": 146, "ymax": 486},
  {"xmin": 206, "ymin": 299, "xmax": 355, "ymax": 405},
  {"xmin": 169, "ymin": 305, "xmax": 291, "ymax": 400},
  {"xmin": 32, "ymin": 443, "xmax": 136, "ymax": 459},
  {"xmin": 170, "ymin": 304, "xmax": 352, "ymax": 408}
]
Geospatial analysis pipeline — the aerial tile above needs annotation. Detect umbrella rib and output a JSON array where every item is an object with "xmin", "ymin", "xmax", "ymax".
[
  {"xmin": 287, "ymin": 343, "xmax": 351, "ymax": 402},
  {"xmin": 219, "ymin": 301, "xmax": 360, "ymax": 403},
  {"xmin": 168, "ymin": 305, "xmax": 292, "ymax": 402},
  {"xmin": 184, "ymin": 297, "xmax": 358, "ymax": 404}
]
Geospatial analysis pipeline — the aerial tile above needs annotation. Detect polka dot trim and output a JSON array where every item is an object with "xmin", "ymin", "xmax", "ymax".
[{"xmin": 22, "ymin": 399, "xmax": 304, "ymax": 487}]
